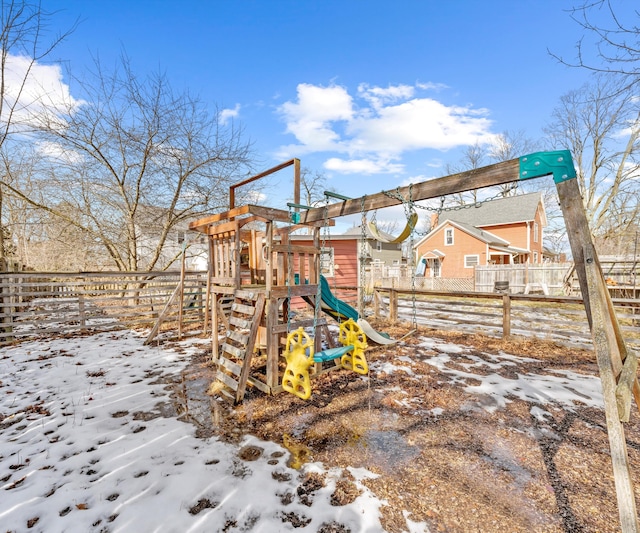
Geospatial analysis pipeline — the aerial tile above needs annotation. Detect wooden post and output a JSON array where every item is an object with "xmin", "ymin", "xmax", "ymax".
[
  {"xmin": 203, "ymin": 269, "xmax": 211, "ymax": 335},
  {"xmin": 78, "ymin": 292, "xmax": 87, "ymax": 331},
  {"xmin": 211, "ymin": 292, "xmax": 219, "ymax": 362},
  {"xmin": 583, "ymin": 244, "xmax": 639, "ymax": 532},
  {"xmin": 374, "ymin": 289, "xmax": 380, "ymax": 319},
  {"xmin": 557, "ymin": 177, "xmax": 640, "ymax": 411},
  {"xmin": 178, "ymin": 249, "xmax": 186, "ymax": 340},
  {"xmin": 266, "ymin": 298, "xmax": 280, "ymax": 391},
  {"xmin": 557, "ymin": 176, "xmax": 639, "ymax": 532},
  {"xmin": 502, "ymin": 293, "xmax": 511, "ymax": 339},
  {"xmin": 390, "ymin": 289, "xmax": 398, "ymax": 324}
]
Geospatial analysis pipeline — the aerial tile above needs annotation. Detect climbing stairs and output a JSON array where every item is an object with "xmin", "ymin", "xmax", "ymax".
[{"xmin": 214, "ymin": 289, "xmax": 266, "ymax": 403}]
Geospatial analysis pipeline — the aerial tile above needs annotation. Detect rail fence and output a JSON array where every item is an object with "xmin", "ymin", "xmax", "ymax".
[
  {"xmin": 0, "ymin": 271, "xmax": 208, "ymax": 344},
  {"xmin": 1, "ymin": 271, "xmax": 638, "ymax": 353},
  {"xmin": 373, "ymin": 287, "xmax": 640, "ymax": 351}
]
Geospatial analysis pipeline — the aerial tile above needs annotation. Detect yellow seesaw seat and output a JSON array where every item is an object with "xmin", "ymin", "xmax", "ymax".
[{"xmin": 281, "ymin": 318, "xmax": 368, "ymax": 400}]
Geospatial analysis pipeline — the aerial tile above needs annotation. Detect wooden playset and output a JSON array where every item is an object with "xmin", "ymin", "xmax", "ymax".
[{"xmin": 187, "ymin": 150, "xmax": 640, "ymax": 530}]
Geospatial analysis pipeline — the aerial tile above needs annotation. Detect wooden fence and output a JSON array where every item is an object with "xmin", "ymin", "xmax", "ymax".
[
  {"xmin": 475, "ymin": 263, "xmax": 573, "ymax": 294},
  {"xmin": 373, "ymin": 287, "xmax": 640, "ymax": 351},
  {"xmin": 0, "ymin": 271, "xmax": 208, "ymax": 344}
]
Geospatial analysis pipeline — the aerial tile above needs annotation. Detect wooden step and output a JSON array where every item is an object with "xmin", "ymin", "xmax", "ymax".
[{"xmin": 214, "ymin": 289, "xmax": 266, "ymax": 403}]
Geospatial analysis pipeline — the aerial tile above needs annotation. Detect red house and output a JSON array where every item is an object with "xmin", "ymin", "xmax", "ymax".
[{"xmin": 413, "ymin": 192, "xmax": 547, "ymax": 279}]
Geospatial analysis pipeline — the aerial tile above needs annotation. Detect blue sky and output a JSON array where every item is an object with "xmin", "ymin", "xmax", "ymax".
[{"xmin": 41, "ymin": 0, "xmax": 604, "ymax": 226}]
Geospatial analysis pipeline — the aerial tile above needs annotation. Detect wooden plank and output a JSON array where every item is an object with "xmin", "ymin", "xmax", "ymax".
[
  {"xmin": 217, "ymin": 357, "xmax": 242, "ymax": 376},
  {"xmin": 222, "ymin": 343, "xmax": 245, "ymax": 359},
  {"xmin": 227, "ymin": 329, "xmax": 249, "ymax": 344},
  {"xmin": 246, "ymin": 376, "xmax": 270, "ymax": 394},
  {"xmin": 189, "ymin": 205, "xmax": 251, "ymax": 229},
  {"xmin": 617, "ymin": 349, "xmax": 639, "ymax": 422},
  {"xmin": 300, "ymin": 158, "xmax": 521, "ymax": 223},
  {"xmin": 583, "ymin": 243, "xmax": 639, "ymax": 532},
  {"xmin": 211, "ymin": 291, "xmax": 220, "ymax": 361},
  {"xmin": 143, "ymin": 281, "xmax": 183, "ymax": 345},
  {"xmin": 270, "ymin": 284, "xmax": 320, "ymax": 298},
  {"xmin": 229, "ymin": 315, "xmax": 252, "ymax": 329},
  {"xmin": 235, "ymin": 292, "xmax": 266, "ymax": 402},
  {"xmin": 266, "ymin": 298, "xmax": 280, "ymax": 389},
  {"xmin": 557, "ymin": 177, "xmax": 640, "ymax": 412},
  {"xmin": 234, "ymin": 289, "xmax": 262, "ymax": 301},
  {"xmin": 272, "ymin": 244, "xmax": 319, "ymax": 255},
  {"xmin": 231, "ymin": 302, "xmax": 256, "ymax": 316},
  {"xmin": 229, "ymin": 159, "xmax": 297, "ymax": 209},
  {"xmin": 271, "ymin": 318, "xmax": 327, "ymax": 333},
  {"xmin": 215, "ymin": 370, "xmax": 239, "ymax": 391}
]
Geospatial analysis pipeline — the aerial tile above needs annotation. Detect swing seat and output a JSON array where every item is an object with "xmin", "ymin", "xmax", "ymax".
[
  {"xmin": 368, "ymin": 211, "xmax": 418, "ymax": 244},
  {"xmin": 313, "ymin": 345, "xmax": 354, "ymax": 363}
]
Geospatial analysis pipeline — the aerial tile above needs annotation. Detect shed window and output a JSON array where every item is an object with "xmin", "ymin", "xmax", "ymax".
[{"xmin": 320, "ymin": 248, "xmax": 334, "ymax": 277}]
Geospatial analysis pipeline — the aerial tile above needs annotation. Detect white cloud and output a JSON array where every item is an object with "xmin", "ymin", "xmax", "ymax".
[
  {"xmin": 219, "ymin": 103, "xmax": 241, "ymax": 125},
  {"xmin": 278, "ymin": 83, "xmax": 353, "ymax": 152},
  {"xmin": 324, "ymin": 157, "xmax": 404, "ymax": 175},
  {"xmin": 358, "ymin": 83, "xmax": 415, "ymax": 110},
  {"xmin": 1, "ymin": 53, "xmax": 82, "ymax": 130},
  {"xmin": 348, "ymin": 98, "xmax": 495, "ymax": 155},
  {"xmin": 277, "ymin": 81, "xmax": 496, "ymax": 171},
  {"xmin": 36, "ymin": 140, "xmax": 84, "ymax": 164}
]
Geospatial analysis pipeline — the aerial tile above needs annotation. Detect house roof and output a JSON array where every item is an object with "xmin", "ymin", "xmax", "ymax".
[
  {"xmin": 438, "ymin": 191, "xmax": 545, "ymax": 228},
  {"xmin": 413, "ymin": 218, "xmax": 528, "ymax": 257},
  {"xmin": 451, "ymin": 220, "xmax": 510, "ymax": 246}
]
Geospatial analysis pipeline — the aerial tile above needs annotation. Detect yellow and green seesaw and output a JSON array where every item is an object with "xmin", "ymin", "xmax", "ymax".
[{"xmin": 281, "ymin": 318, "xmax": 368, "ymax": 400}]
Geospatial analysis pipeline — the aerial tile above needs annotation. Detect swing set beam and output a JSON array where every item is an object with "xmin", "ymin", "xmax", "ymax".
[{"xmin": 299, "ymin": 151, "xmax": 575, "ymax": 223}]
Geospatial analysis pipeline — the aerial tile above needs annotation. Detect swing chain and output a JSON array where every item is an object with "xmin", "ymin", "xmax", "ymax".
[
  {"xmin": 383, "ymin": 181, "xmax": 519, "ymax": 213},
  {"xmin": 286, "ymin": 205, "xmax": 295, "ymax": 333},
  {"xmin": 360, "ymin": 195, "xmax": 368, "ymax": 315},
  {"xmin": 314, "ymin": 199, "xmax": 330, "ymax": 332},
  {"xmin": 408, "ymin": 185, "xmax": 418, "ymax": 329}
]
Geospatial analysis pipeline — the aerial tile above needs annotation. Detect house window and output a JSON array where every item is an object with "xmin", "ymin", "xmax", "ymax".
[
  {"xmin": 177, "ymin": 231, "xmax": 185, "ymax": 244},
  {"xmin": 464, "ymin": 254, "xmax": 479, "ymax": 268},
  {"xmin": 376, "ymin": 241, "xmax": 382, "ymax": 252},
  {"xmin": 534, "ymin": 222, "xmax": 539, "ymax": 243},
  {"xmin": 445, "ymin": 228, "xmax": 454, "ymax": 246},
  {"xmin": 320, "ymin": 248, "xmax": 334, "ymax": 277},
  {"xmin": 533, "ymin": 251, "xmax": 539, "ymax": 264}
]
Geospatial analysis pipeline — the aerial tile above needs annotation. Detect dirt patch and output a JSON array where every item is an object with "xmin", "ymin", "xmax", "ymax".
[{"xmin": 169, "ymin": 323, "xmax": 640, "ymax": 532}]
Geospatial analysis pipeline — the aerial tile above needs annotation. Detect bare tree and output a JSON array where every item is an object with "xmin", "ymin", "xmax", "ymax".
[
  {"xmin": 0, "ymin": 0, "xmax": 76, "ymax": 261},
  {"xmin": 552, "ymin": 1, "xmax": 640, "ymax": 92},
  {"xmin": 444, "ymin": 131, "xmax": 538, "ymax": 206},
  {"xmin": 4, "ymin": 55, "xmax": 254, "ymax": 271},
  {"xmin": 544, "ymin": 75, "xmax": 640, "ymax": 253},
  {"xmin": 295, "ymin": 167, "xmax": 334, "ymax": 207}
]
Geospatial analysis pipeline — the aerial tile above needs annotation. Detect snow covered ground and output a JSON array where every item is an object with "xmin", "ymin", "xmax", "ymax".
[
  {"xmin": 0, "ymin": 331, "xmax": 385, "ymax": 533},
  {"xmin": 0, "ymin": 327, "xmax": 608, "ymax": 532}
]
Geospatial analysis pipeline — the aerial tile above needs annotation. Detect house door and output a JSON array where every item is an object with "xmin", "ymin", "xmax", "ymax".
[{"xmin": 430, "ymin": 258, "xmax": 441, "ymax": 278}]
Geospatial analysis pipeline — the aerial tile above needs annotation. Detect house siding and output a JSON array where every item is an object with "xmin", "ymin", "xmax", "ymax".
[
  {"xmin": 416, "ymin": 225, "xmax": 486, "ymax": 278},
  {"xmin": 414, "ymin": 194, "xmax": 547, "ymax": 276}
]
